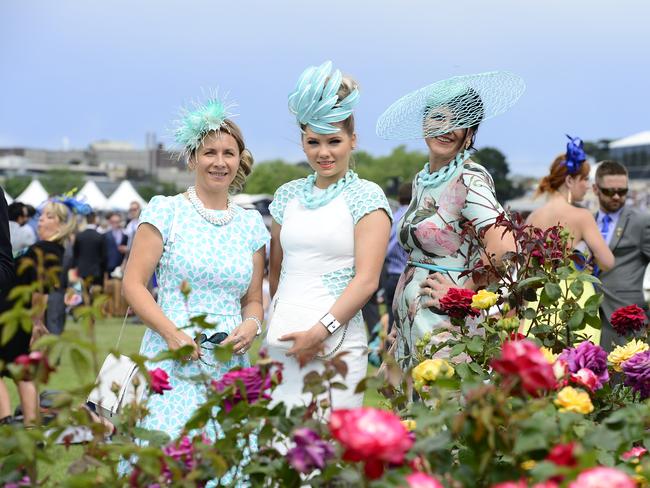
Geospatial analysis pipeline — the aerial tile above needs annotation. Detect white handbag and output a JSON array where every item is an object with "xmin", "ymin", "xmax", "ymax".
[
  {"xmin": 87, "ymin": 310, "xmax": 147, "ymax": 419},
  {"xmin": 88, "ymin": 196, "xmax": 181, "ymax": 418}
]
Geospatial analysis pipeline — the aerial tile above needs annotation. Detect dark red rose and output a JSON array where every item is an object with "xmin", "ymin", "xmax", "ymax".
[
  {"xmin": 610, "ymin": 305, "xmax": 647, "ymax": 336},
  {"xmin": 439, "ymin": 287, "xmax": 479, "ymax": 319},
  {"xmin": 546, "ymin": 442, "xmax": 578, "ymax": 467}
]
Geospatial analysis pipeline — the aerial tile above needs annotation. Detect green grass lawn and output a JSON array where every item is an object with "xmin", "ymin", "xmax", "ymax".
[{"xmin": 4, "ymin": 317, "xmax": 383, "ymax": 484}]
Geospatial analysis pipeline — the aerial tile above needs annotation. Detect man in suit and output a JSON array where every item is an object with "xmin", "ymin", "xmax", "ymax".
[
  {"xmin": 104, "ymin": 212, "xmax": 128, "ymax": 275},
  {"xmin": 73, "ymin": 212, "xmax": 107, "ymax": 288},
  {"xmin": 593, "ymin": 160, "xmax": 650, "ymax": 351}
]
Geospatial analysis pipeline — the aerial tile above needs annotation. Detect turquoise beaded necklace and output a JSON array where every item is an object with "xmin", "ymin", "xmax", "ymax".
[
  {"xmin": 300, "ymin": 169, "xmax": 358, "ymax": 209},
  {"xmin": 417, "ymin": 150, "xmax": 471, "ymax": 188}
]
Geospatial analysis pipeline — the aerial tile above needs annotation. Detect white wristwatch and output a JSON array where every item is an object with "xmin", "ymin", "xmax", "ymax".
[{"xmin": 320, "ymin": 312, "xmax": 342, "ymax": 334}]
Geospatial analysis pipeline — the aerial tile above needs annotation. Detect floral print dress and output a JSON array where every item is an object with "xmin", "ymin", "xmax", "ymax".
[{"xmin": 393, "ymin": 159, "xmax": 504, "ymax": 368}]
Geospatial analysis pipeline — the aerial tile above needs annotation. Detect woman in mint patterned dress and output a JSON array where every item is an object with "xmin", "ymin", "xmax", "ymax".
[
  {"xmin": 376, "ymin": 72, "xmax": 525, "ymax": 368},
  {"xmin": 122, "ymin": 100, "xmax": 268, "ymax": 483},
  {"xmin": 266, "ymin": 61, "xmax": 392, "ymax": 410}
]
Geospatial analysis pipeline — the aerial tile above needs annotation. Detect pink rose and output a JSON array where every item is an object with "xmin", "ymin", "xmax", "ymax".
[
  {"xmin": 621, "ymin": 446, "xmax": 647, "ymax": 460},
  {"xmin": 569, "ymin": 368, "xmax": 599, "ymax": 392},
  {"xmin": 413, "ymin": 221, "xmax": 462, "ymax": 256},
  {"xmin": 438, "ymin": 179, "xmax": 467, "ymax": 217},
  {"xmin": 212, "ymin": 363, "xmax": 282, "ymax": 412},
  {"xmin": 149, "ymin": 368, "xmax": 172, "ymax": 395},
  {"xmin": 404, "ymin": 472, "xmax": 444, "ymax": 488},
  {"xmin": 330, "ymin": 407, "xmax": 414, "ymax": 479},
  {"xmin": 490, "ymin": 481, "xmax": 527, "ymax": 488},
  {"xmin": 568, "ymin": 467, "xmax": 635, "ymax": 488}
]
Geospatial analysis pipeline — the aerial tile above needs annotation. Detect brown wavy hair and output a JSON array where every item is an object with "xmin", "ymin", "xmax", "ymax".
[{"xmin": 537, "ymin": 154, "xmax": 590, "ymax": 195}]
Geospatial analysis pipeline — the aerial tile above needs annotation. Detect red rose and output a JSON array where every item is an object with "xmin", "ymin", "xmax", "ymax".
[
  {"xmin": 546, "ymin": 442, "xmax": 578, "ymax": 467},
  {"xmin": 491, "ymin": 339, "xmax": 557, "ymax": 397},
  {"xmin": 610, "ymin": 305, "xmax": 647, "ymax": 335},
  {"xmin": 330, "ymin": 407, "xmax": 414, "ymax": 479},
  {"xmin": 439, "ymin": 287, "xmax": 479, "ymax": 319},
  {"xmin": 149, "ymin": 368, "xmax": 172, "ymax": 395},
  {"xmin": 13, "ymin": 351, "xmax": 54, "ymax": 383}
]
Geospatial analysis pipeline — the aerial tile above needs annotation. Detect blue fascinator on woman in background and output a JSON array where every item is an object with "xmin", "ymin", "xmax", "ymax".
[
  {"xmin": 47, "ymin": 192, "xmax": 92, "ymax": 216},
  {"xmin": 564, "ymin": 134, "xmax": 586, "ymax": 174}
]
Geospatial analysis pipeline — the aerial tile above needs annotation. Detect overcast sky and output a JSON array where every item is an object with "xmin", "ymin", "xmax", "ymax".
[{"xmin": 1, "ymin": 0, "xmax": 648, "ymax": 175}]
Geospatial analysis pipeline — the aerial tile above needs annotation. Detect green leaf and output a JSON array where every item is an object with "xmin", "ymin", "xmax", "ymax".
[
  {"xmin": 569, "ymin": 279, "xmax": 584, "ymax": 299},
  {"xmin": 455, "ymin": 362, "xmax": 471, "ymax": 379},
  {"xmin": 70, "ymin": 348, "xmax": 90, "ymax": 374},
  {"xmin": 1, "ymin": 320, "xmax": 18, "ymax": 346},
  {"xmin": 467, "ymin": 335, "xmax": 483, "ymax": 353},
  {"xmin": 449, "ymin": 343, "xmax": 466, "ymax": 358},
  {"xmin": 544, "ymin": 282, "xmax": 562, "ymax": 302},
  {"xmin": 567, "ymin": 310, "xmax": 585, "ymax": 330},
  {"xmin": 516, "ymin": 276, "xmax": 546, "ymax": 290},
  {"xmin": 584, "ymin": 294, "xmax": 602, "ymax": 315}
]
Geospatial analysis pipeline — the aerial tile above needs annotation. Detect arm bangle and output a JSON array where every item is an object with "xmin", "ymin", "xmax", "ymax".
[
  {"xmin": 319, "ymin": 312, "xmax": 342, "ymax": 334},
  {"xmin": 243, "ymin": 316, "xmax": 262, "ymax": 336}
]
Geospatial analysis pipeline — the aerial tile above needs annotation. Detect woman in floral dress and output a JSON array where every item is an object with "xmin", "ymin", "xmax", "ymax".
[{"xmin": 376, "ymin": 72, "xmax": 525, "ymax": 368}]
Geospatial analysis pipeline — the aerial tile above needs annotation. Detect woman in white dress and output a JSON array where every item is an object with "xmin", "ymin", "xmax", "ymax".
[{"xmin": 265, "ymin": 61, "xmax": 392, "ymax": 410}]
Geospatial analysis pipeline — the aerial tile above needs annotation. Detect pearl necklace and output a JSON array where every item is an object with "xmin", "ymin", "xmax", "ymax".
[
  {"xmin": 187, "ymin": 186, "xmax": 234, "ymax": 226},
  {"xmin": 417, "ymin": 150, "xmax": 471, "ymax": 188},
  {"xmin": 300, "ymin": 170, "xmax": 358, "ymax": 210}
]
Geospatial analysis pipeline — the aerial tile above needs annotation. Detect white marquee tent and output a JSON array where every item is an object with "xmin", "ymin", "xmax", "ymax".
[
  {"xmin": 106, "ymin": 180, "xmax": 147, "ymax": 211},
  {"xmin": 76, "ymin": 180, "xmax": 109, "ymax": 211},
  {"xmin": 16, "ymin": 180, "xmax": 49, "ymax": 207},
  {"xmin": 4, "ymin": 191, "xmax": 12, "ymax": 204}
]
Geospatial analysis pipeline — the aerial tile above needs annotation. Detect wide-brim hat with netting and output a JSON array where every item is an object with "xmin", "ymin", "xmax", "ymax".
[{"xmin": 376, "ymin": 71, "xmax": 525, "ymax": 140}]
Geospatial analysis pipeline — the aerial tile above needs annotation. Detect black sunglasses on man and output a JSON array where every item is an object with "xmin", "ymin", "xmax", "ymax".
[{"xmin": 598, "ymin": 187, "xmax": 628, "ymax": 198}]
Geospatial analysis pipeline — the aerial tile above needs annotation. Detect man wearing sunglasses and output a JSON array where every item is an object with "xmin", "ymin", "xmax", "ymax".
[{"xmin": 593, "ymin": 160, "xmax": 650, "ymax": 351}]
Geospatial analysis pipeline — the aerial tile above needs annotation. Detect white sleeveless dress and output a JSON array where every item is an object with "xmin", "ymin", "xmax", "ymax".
[{"xmin": 265, "ymin": 176, "xmax": 391, "ymax": 410}]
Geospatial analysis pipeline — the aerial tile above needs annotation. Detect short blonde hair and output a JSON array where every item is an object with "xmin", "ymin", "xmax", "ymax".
[
  {"xmin": 41, "ymin": 201, "xmax": 79, "ymax": 243},
  {"xmin": 188, "ymin": 119, "xmax": 254, "ymax": 194}
]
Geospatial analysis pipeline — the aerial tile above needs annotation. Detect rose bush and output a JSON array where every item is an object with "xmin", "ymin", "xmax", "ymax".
[{"xmin": 0, "ymin": 211, "xmax": 648, "ymax": 487}]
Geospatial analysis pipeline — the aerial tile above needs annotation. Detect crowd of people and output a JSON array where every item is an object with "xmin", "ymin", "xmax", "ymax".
[{"xmin": 0, "ymin": 63, "xmax": 648, "ymax": 484}]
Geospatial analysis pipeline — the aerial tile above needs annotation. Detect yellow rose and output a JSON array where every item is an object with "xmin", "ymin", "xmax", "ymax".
[
  {"xmin": 471, "ymin": 289, "xmax": 499, "ymax": 309},
  {"xmin": 554, "ymin": 386, "xmax": 594, "ymax": 414},
  {"xmin": 412, "ymin": 358, "xmax": 455, "ymax": 390},
  {"xmin": 401, "ymin": 419, "xmax": 417, "ymax": 431},
  {"xmin": 521, "ymin": 460, "xmax": 537, "ymax": 471},
  {"xmin": 608, "ymin": 340, "xmax": 650, "ymax": 372},
  {"xmin": 540, "ymin": 347, "xmax": 558, "ymax": 364}
]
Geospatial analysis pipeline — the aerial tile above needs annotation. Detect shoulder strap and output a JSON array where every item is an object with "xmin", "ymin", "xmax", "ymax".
[{"xmin": 114, "ymin": 307, "xmax": 130, "ymax": 350}]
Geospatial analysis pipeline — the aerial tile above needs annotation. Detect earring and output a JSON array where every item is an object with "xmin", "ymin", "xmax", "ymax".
[{"xmin": 567, "ymin": 190, "xmax": 573, "ymax": 205}]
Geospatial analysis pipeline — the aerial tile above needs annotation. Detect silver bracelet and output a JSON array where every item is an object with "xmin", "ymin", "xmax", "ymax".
[
  {"xmin": 243, "ymin": 316, "xmax": 262, "ymax": 336},
  {"xmin": 319, "ymin": 312, "xmax": 342, "ymax": 334}
]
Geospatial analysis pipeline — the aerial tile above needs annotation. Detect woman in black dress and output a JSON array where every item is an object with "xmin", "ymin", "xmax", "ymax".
[{"xmin": 0, "ymin": 197, "xmax": 86, "ymax": 424}]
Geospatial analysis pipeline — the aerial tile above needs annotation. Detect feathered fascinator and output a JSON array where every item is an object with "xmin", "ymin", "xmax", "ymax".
[
  {"xmin": 564, "ymin": 134, "xmax": 586, "ymax": 174},
  {"xmin": 47, "ymin": 190, "xmax": 92, "ymax": 216},
  {"xmin": 376, "ymin": 71, "xmax": 525, "ymax": 140},
  {"xmin": 288, "ymin": 60, "xmax": 360, "ymax": 134},
  {"xmin": 174, "ymin": 92, "xmax": 236, "ymax": 160}
]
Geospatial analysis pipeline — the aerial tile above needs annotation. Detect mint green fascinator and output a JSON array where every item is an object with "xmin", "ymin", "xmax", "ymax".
[
  {"xmin": 288, "ymin": 60, "xmax": 360, "ymax": 134},
  {"xmin": 376, "ymin": 71, "xmax": 525, "ymax": 140},
  {"xmin": 174, "ymin": 93, "xmax": 236, "ymax": 160}
]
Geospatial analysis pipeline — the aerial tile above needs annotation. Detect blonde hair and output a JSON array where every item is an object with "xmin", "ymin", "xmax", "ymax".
[
  {"xmin": 300, "ymin": 75, "xmax": 359, "ymax": 136},
  {"xmin": 188, "ymin": 119, "xmax": 254, "ymax": 194},
  {"xmin": 41, "ymin": 201, "xmax": 79, "ymax": 243}
]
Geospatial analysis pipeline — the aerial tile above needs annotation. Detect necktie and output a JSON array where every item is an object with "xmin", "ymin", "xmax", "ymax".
[{"xmin": 600, "ymin": 214, "xmax": 612, "ymax": 242}]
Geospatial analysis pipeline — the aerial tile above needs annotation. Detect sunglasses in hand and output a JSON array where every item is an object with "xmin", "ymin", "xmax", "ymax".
[
  {"xmin": 195, "ymin": 332, "xmax": 228, "ymax": 350},
  {"xmin": 598, "ymin": 186, "xmax": 628, "ymax": 198}
]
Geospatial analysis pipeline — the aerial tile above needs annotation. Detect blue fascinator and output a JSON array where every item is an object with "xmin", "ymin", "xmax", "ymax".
[
  {"xmin": 174, "ymin": 92, "xmax": 236, "ymax": 160},
  {"xmin": 288, "ymin": 60, "xmax": 360, "ymax": 134},
  {"xmin": 47, "ymin": 193, "xmax": 92, "ymax": 216},
  {"xmin": 564, "ymin": 134, "xmax": 586, "ymax": 174},
  {"xmin": 376, "ymin": 71, "xmax": 525, "ymax": 140}
]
